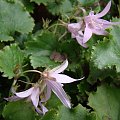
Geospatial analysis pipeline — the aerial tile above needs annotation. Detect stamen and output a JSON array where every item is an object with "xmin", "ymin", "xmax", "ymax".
[{"xmin": 88, "ymin": 17, "xmax": 103, "ymax": 30}]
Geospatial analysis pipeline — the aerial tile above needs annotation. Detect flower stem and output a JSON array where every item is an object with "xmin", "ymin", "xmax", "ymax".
[{"xmin": 23, "ymin": 70, "xmax": 43, "ymax": 75}]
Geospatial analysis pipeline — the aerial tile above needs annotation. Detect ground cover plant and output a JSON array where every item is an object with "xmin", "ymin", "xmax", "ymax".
[{"xmin": 0, "ymin": 0, "xmax": 120, "ymax": 120}]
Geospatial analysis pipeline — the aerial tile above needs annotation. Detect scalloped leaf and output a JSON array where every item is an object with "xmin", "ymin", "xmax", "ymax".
[
  {"xmin": 0, "ymin": 0, "xmax": 34, "ymax": 41},
  {"xmin": 20, "ymin": 0, "xmax": 35, "ymax": 13},
  {"xmin": 0, "ymin": 44, "xmax": 24, "ymax": 79},
  {"xmin": 26, "ymin": 31, "xmax": 59, "ymax": 68},
  {"xmin": 57, "ymin": 104, "xmax": 88, "ymax": 120},
  {"xmin": 88, "ymin": 85, "xmax": 120, "ymax": 120},
  {"xmin": 2, "ymin": 101, "xmax": 35, "ymax": 120},
  {"xmin": 47, "ymin": 0, "xmax": 72, "ymax": 15},
  {"xmin": 30, "ymin": 0, "xmax": 49, "ymax": 5},
  {"xmin": 30, "ymin": 56, "xmax": 58, "ymax": 68},
  {"xmin": 91, "ymin": 26, "xmax": 120, "ymax": 72},
  {"xmin": 57, "ymin": 39, "xmax": 83, "ymax": 72},
  {"xmin": 31, "ymin": 0, "xmax": 72, "ymax": 15},
  {"xmin": 41, "ymin": 109, "xmax": 58, "ymax": 120},
  {"xmin": 41, "ymin": 104, "xmax": 95, "ymax": 120},
  {"xmin": 77, "ymin": 0, "xmax": 99, "ymax": 6}
]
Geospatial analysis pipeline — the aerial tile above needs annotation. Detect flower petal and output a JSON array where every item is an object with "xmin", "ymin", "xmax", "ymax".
[
  {"xmin": 39, "ymin": 102, "xmax": 48, "ymax": 115},
  {"xmin": 50, "ymin": 59, "xmax": 68, "ymax": 74},
  {"xmin": 71, "ymin": 33, "xmax": 76, "ymax": 38},
  {"xmin": 68, "ymin": 23, "xmax": 81, "ymax": 33},
  {"xmin": 41, "ymin": 85, "xmax": 51, "ymax": 102},
  {"xmin": 16, "ymin": 87, "xmax": 34, "ymax": 98},
  {"xmin": 35, "ymin": 107, "xmax": 43, "ymax": 115},
  {"xmin": 4, "ymin": 96, "xmax": 21, "ymax": 102},
  {"xmin": 31, "ymin": 87, "xmax": 40, "ymax": 107},
  {"xmin": 83, "ymin": 25, "xmax": 92, "ymax": 43},
  {"xmin": 46, "ymin": 80, "xmax": 71, "ymax": 108},
  {"xmin": 76, "ymin": 35, "xmax": 87, "ymax": 48},
  {"xmin": 95, "ymin": 1, "xmax": 111, "ymax": 18},
  {"xmin": 68, "ymin": 22, "xmax": 84, "ymax": 38},
  {"xmin": 95, "ymin": 19, "xmax": 120, "ymax": 28},
  {"xmin": 50, "ymin": 73, "xmax": 84, "ymax": 83},
  {"xmin": 91, "ymin": 28, "xmax": 108, "ymax": 35}
]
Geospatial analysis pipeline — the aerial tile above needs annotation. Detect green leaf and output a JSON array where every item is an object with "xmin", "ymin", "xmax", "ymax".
[
  {"xmin": 47, "ymin": 0, "xmax": 72, "ymax": 15},
  {"xmin": 42, "ymin": 104, "xmax": 92, "ymax": 120},
  {"xmin": 30, "ymin": 0, "xmax": 49, "ymax": 5},
  {"xmin": 30, "ymin": 56, "xmax": 58, "ymax": 68},
  {"xmin": 0, "ymin": 0, "xmax": 34, "ymax": 41},
  {"xmin": 77, "ymin": 0, "xmax": 99, "ymax": 6},
  {"xmin": 57, "ymin": 104, "xmax": 89, "ymax": 120},
  {"xmin": 0, "ymin": 44, "xmax": 24, "ymax": 79},
  {"xmin": 41, "ymin": 109, "xmax": 58, "ymax": 120},
  {"xmin": 31, "ymin": 0, "xmax": 72, "ymax": 15},
  {"xmin": 19, "ymin": 0, "xmax": 35, "ymax": 13},
  {"xmin": 26, "ymin": 31, "xmax": 59, "ymax": 68},
  {"xmin": 91, "ymin": 26, "xmax": 120, "ymax": 72},
  {"xmin": 46, "ymin": 93, "xmax": 62, "ymax": 110},
  {"xmin": 58, "ymin": 40, "xmax": 83, "ymax": 72},
  {"xmin": 87, "ymin": 64, "xmax": 117, "ymax": 84},
  {"xmin": 88, "ymin": 85, "xmax": 120, "ymax": 120},
  {"xmin": 2, "ymin": 101, "xmax": 36, "ymax": 120}
]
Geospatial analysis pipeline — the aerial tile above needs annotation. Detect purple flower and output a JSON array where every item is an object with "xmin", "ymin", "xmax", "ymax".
[
  {"xmin": 68, "ymin": 22, "xmax": 87, "ymax": 48},
  {"xmin": 6, "ymin": 60, "xmax": 84, "ymax": 115},
  {"xmin": 14, "ymin": 84, "xmax": 48, "ymax": 115},
  {"xmin": 15, "ymin": 84, "xmax": 40, "ymax": 108},
  {"xmin": 68, "ymin": 1, "xmax": 120, "ymax": 47},
  {"xmin": 83, "ymin": 1, "xmax": 119, "ymax": 43},
  {"xmin": 42, "ymin": 59, "xmax": 84, "ymax": 108}
]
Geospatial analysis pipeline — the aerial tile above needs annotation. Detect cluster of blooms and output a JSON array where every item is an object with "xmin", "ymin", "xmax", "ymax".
[
  {"xmin": 6, "ymin": 1, "xmax": 119, "ymax": 116},
  {"xmin": 68, "ymin": 1, "xmax": 120, "ymax": 47},
  {"xmin": 7, "ymin": 60, "xmax": 84, "ymax": 115}
]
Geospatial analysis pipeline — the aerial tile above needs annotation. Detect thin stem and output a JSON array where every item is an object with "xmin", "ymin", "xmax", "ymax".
[
  {"xmin": 18, "ymin": 80, "xmax": 34, "ymax": 85},
  {"xmin": 58, "ymin": 31, "xmax": 67, "ymax": 41},
  {"xmin": 53, "ymin": 23, "xmax": 58, "ymax": 34},
  {"xmin": 47, "ymin": 22, "xmax": 67, "ymax": 31},
  {"xmin": 23, "ymin": 70, "xmax": 43, "ymax": 75},
  {"xmin": 58, "ymin": 19, "xmax": 68, "ymax": 27}
]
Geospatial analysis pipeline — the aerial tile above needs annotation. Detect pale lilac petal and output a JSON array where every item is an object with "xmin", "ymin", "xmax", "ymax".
[
  {"xmin": 68, "ymin": 23, "xmax": 81, "ymax": 33},
  {"xmin": 50, "ymin": 59, "xmax": 68, "ymax": 74},
  {"xmin": 71, "ymin": 33, "xmax": 76, "ymax": 38},
  {"xmin": 35, "ymin": 107, "xmax": 43, "ymax": 115},
  {"xmin": 78, "ymin": 30, "xmax": 84, "ymax": 36},
  {"xmin": 83, "ymin": 25, "xmax": 92, "ymax": 43},
  {"xmin": 110, "ymin": 22, "xmax": 120, "ymax": 25},
  {"xmin": 92, "ymin": 29, "xmax": 108, "ymax": 35},
  {"xmin": 39, "ymin": 102, "xmax": 48, "ymax": 115},
  {"xmin": 89, "ymin": 11, "xmax": 94, "ymax": 16},
  {"xmin": 50, "ymin": 73, "xmax": 84, "ymax": 83},
  {"xmin": 95, "ymin": 1, "xmax": 111, "ymax": 18},
  {"xmin": 16, "ymin": 87, "xmax": 34, "ymax": 98},
  {"xmin": 46, "ymin": 80, "xmax": 71, "ymax": 108},
  {"xmin": 76, "ymin": 35, "xmax": 87, "ymax": 48},
  {"xmin": 4, "ymin": 96, "xmax": 21, "ymax": 102},
  {"xmin": 95, "ymin": 19, "xmax": 120, "ymax": 28},
  {"xmin": 41, "ymin": 85, "xmax": 51, "ymax": 102},
  {"xmin": 68, "ymin": 22, "xmax": 84, "ymax": 38},
  {"xmin": 31, "ymin": 87, "xmax": 40, "ymax": 107}
]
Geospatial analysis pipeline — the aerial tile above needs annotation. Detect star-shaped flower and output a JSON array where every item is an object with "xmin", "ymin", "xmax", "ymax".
[
  {"xmin": 68, "ymin": 21, "xmax": 87, "ymax": 48},
  {"xmin": 68, "ymin": 1, "xmax": 120, "ymax": 47},
  {"xmin": 6, "ymin": 60, "xmax": 84, "ymax": 115},
  {"xmin": 41, "ymin": 59, "xmax": 84, "ymax": 108},
  {"xmin": 83, "ymin": 1, "xmax": 120, "ymax": 43},
  {"xmin": 13, "ymin": 84, "xmax": 48, "ymax": 115}
]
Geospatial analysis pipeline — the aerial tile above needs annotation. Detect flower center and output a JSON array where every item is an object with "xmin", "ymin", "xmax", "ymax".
[
  {"xmin": 85, "ymin": 16, "xmax": 103, "ymax": 30},
  {"xmin": 42, "ymin": 71, "xmax": 56, "ymax": 81}
]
